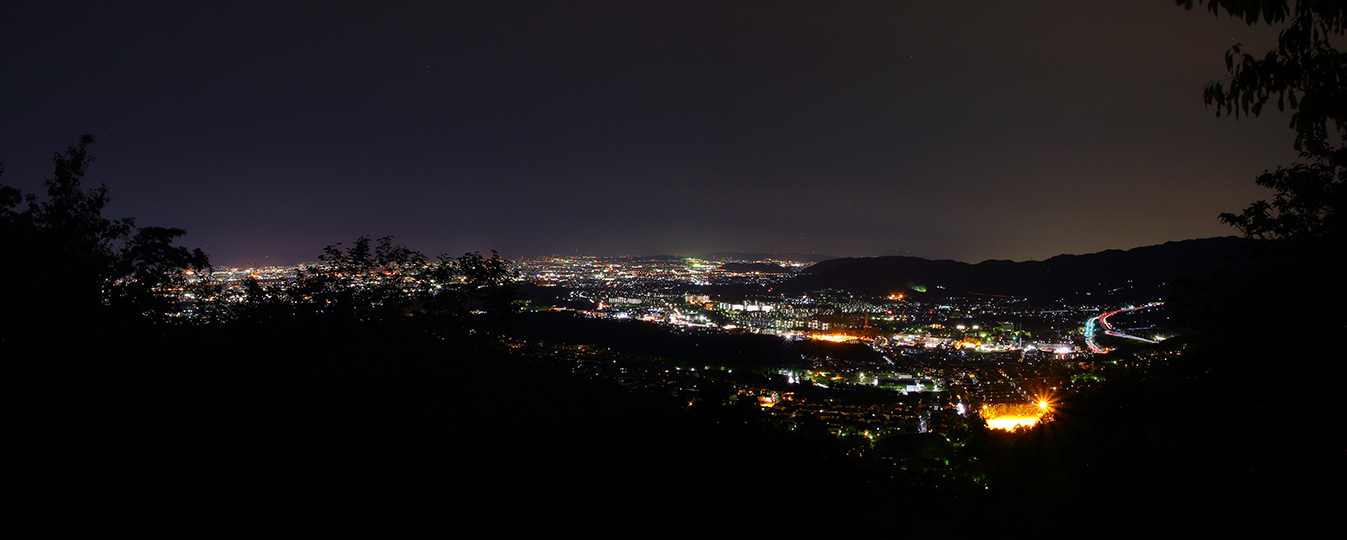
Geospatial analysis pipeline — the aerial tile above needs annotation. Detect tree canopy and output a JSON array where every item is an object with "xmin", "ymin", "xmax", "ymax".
[
  {"xmin": 226, "ymin": 234, "xmax": 520, "ymax": 334},
  {"xmin": 0, "ymin": 135, "xmax": 209, "ymax": 342},
  {"xmin": 1179, "ymin": 0, "xmax": 1346, "ymax": 152},
  {"xmin": 1175, "ymin": 1, "xmax": 1345, "ymax": 256},
  {"xmin": 1, "ymin": 136, "xmax": 521, "ymax": 342},
  {"xmin": 1217, "ymin": 146, "xmax": 1343, "ymax": 247},
  {"xmin": 1172, "ymin": 0, "xmax": 1345, "ymax": 353}
]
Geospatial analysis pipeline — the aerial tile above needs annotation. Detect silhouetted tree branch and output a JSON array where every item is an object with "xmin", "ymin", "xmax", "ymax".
[
  {"xmin": 1172, "ymin": 0, "xmax": 1345, "ymax": 361},
  {"xmin": 238, "ymin": 237, "xmax": 519, "ymax": 333},
  {"xmin": 0, "ymin": 135, "xmax": 209, "ymax": 342},
  {"xmin": 1218, "ymin": 146, "xmax": 1344, "ymax": 250},
  {"xmin": 1179, "ymin": 0, "xmax": 1346, "ymax": 152}
]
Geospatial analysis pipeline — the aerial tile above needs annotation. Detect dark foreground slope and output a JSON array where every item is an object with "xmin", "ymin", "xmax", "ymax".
[
  {"xmin": 5, "ymin": 313, "xmax": 1338, "ymax": 538},
  {"xmin": 969, "ymin": 354, "xmax": 1341, "ymax": 539},
  {"xmin": 783, "ymin": 237, "xmax": 1246, "ymax": 301},
  {"xmin": 2, "ymin": 320, "xmax": 971, "ymax": 536}
]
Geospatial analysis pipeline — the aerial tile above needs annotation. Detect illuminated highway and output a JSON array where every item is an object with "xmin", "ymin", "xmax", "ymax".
[{"xmin": 1084, "ymin": 302, "xmax": 1163, "ymax": 353}]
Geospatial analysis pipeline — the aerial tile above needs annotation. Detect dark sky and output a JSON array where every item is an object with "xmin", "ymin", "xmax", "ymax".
[{"xmin": 2, "ymin": 1, "xmax": 1297, "ymax": 267}]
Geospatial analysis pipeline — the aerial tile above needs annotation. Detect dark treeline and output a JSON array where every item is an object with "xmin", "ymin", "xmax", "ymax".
[
  {"xmin": 0, "ymin": 135, "xmax": 209, "ymax": 342},
  {"xmin": 214, "ymin": 235, "xmax": 519, "ymax": 336}
]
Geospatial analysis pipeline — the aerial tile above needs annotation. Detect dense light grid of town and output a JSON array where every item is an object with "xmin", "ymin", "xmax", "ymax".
[{"xmin": 185, "ymin": 254, "xmax": 1178, "ymax": 461}]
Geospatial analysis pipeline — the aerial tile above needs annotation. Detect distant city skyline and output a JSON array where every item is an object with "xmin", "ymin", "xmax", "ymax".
[
  {"xmin": 2, "ymin": 2, "xmax": 1292, "ymax": 267},
  {"xmin": 212, "ymin": 236, "xmax": 1243, "ymax": 270}
]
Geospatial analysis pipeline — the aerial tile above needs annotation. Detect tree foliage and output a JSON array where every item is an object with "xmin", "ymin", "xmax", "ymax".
[
  {"xmin": 1179, "ymin": 0, "xmax": 1346, "ymax": 152},
  {"xmin": 0, "ymin": 135, "xmax": 209, "ymax": 341},
  {"xmin": 1173, "ymin": 1, "xmax": 1345, "ymax": 355},
  {"xmin": 451, "ymin": 249, "xmax": 518, "ymax": 318},
  {"xmin": 1179, "ymin": 1, "xmax": 1346, "ymax": 258},
  {"xmin": 236, "ymin": 235, "xmax": 519, "ymax": 331},
  {"xmin": 289, "ymin": 235, "xmax": 431, "ymax": 319},
  {"xmin": 1218, "ymin": 146, "xmax": 1344, "ymax": 249}
]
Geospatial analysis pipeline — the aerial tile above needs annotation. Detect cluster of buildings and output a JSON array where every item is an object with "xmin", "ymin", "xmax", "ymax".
[
  {"xmin": 511, "ymin": 255, "xmax": 1177, "ymax": 436},
  {"xmin": 197, "ymin": 255, "xmax": 1169, "ymax": 440}
]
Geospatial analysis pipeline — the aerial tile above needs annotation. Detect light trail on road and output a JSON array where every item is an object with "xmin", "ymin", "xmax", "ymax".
[{"xmin": 1085, "ymin": 302, "xmax": 1164, "ymax": 353}]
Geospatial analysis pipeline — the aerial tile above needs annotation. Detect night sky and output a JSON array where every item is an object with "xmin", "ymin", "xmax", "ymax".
[{"xmin": 2, "ymin": 1, "xmax": 1296, "ymax": 267}]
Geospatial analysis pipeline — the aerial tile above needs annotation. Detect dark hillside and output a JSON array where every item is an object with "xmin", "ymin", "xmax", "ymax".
[
  {"xmin": 3, "ymin": 321, "xmax": 935, "ymax": 536},
  {"xmin": 783, "ymin": 237, "xmax": 1246, "ymax": 301}
]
